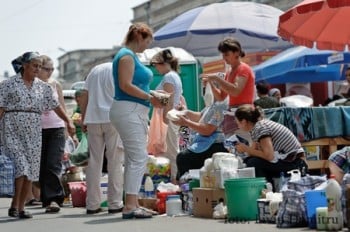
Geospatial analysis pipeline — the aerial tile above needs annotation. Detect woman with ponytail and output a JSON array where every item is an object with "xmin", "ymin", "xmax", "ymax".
[{"xmin": 234, "ymin": 104, "xmax": 308, "ymax": 185}]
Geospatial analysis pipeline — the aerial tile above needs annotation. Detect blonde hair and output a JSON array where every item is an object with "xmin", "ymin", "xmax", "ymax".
[
  {"xmin": 40, "ymin": 55, "xmax": 53, "ymax": 67},
  {"xmin": 123, "ymin": 22, "xmax": 153, "ymax": 45}
]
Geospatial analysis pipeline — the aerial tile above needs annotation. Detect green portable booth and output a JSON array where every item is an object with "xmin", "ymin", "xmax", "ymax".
[{"xmin": 138, "ymin": 47, "xmax": 204, "ymax": 112}]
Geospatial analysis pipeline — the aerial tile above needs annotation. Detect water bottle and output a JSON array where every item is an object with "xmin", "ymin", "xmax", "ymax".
[
  {"xmin": 166, "ymin": 195, "xmax": 182, "ymax": 216},
  {"xmin": 144, "ymin": 175, "xmax": 155, "ymax": 198},
  {"xmin": 325, "ymin": 174, "xmax": 343, "ymax": 230}
]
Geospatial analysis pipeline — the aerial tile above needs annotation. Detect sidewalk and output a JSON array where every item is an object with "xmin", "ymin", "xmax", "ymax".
[{"xmin": 0, "ymin": 196, "xmax": 320, "ymax": 232}]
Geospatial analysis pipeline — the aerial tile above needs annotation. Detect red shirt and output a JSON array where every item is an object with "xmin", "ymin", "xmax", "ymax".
[{"xmin": 225, "ymin": 62, "xmax": 255, "ymax": 106}]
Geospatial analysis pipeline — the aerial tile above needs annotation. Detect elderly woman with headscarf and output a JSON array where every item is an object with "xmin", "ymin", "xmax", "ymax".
[
  {"xmin": 0, "ymin": 52, "xmax": 75, "ymax": 219},
  {"xmin": 269, "ymin": 88, "xmax": 282, "ymax": 103}
]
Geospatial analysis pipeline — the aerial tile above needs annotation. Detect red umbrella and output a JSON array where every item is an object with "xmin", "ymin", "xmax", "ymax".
[{"xmin": 278, "ymin": 0, "xmax": 350, "ymax": 51}]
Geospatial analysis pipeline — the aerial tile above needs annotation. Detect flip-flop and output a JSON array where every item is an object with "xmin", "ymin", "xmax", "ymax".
[
  {"xmin": 139, "ymin": 206, "xmax": 159, "ymax": 215},
  {"xmin": 122, "ymin": 208, "xmax": 152, "ymax": 219}
]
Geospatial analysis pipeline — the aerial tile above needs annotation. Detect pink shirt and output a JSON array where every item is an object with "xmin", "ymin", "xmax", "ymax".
[{"xmin": 41, "ymin": 82, "xmax": 65, "ymax": 129}]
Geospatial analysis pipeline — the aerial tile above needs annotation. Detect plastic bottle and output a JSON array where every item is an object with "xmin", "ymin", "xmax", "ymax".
[
  {"xmin": 287, "ymin": 169, "xmax": 301, "ymax": 181},
  {"xmin": 187, "ymin": 191, "xmax": 193, "ymax": 215},
  {"xmin": 325, "ymin": 174, "xmax": 343, "ymax": 231},
  {"xmin": 166, "ymin": 195, "xmax": 182, "ymax": 216},
  {"xmin": 144, "ymin": 175, "xmax": 155, "ymax": 198},
  {"xmin": 181, "ymin": 183, "xmax": 190, "ymax": 214},
  {"xmin": 279, "ymin": 172, "xmax": 286, "ymax": 192}
]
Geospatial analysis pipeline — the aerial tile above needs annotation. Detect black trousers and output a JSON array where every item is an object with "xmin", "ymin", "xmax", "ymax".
[
  {"xmin": 244, "ymin": 156, "xmax": 308, "ymax": 184},
  {"xmin": 39, "ymin": 127, "xmax": 66, "ymax": 207},
  {"xmin": 176, "ymin": 143, "xmax": 227, "ymax": 180}
]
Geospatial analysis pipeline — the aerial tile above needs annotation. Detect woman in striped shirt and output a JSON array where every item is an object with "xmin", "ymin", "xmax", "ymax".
[{"xmin": 234, "ymin": 104, "xmax": 308, "ymax": 184}]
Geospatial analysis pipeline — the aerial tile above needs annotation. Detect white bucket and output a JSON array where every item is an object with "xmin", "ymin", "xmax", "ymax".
[{"xmin": 237, "ymin": 167, "xmax": 255, "ymax": 178}]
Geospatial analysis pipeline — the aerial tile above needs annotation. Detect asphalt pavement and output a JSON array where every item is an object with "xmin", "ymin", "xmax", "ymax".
[{"xmin": 0, "ymin": 197, "xmax": 330, "ymax": 232}]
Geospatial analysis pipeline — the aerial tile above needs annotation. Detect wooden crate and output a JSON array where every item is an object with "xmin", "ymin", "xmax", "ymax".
[{"xmin": 301, "ymin": 137, "xmax": 350, "ymax": 173}]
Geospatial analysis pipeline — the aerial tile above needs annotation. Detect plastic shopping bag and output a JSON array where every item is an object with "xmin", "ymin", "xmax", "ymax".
[
  {"xmin": 69, "ymin": 133, "xmax": 89, "ymax": 166},
  {"xmin": 147, "ymin": 108, "xmax": 168, "ymax": 155},
  {"xmin": 0, "ymin": 154, "xmax": 15, "ymax": 196},
  {"xmin": 203, "ymin": 83, "xmax": 214, "ymax": 107}
]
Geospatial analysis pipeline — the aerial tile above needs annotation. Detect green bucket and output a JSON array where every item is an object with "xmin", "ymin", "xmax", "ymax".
[{"xmin": 224, "ymin": 177, "xmax": 266, "ymax": 221}]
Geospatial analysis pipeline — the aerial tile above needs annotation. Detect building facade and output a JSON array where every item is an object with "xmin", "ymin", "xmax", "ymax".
[{"xmin": 57, "ymin": 48, "xmax": 119, "ymax": 89}]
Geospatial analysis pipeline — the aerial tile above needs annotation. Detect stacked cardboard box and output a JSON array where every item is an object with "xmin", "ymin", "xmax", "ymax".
[{"xmin": 192, "ymin": 187, "xmax": 226, "ymax": 218}]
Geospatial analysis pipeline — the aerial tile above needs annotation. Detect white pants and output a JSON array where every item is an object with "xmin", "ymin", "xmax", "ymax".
[
  {"xmin": 85, "ymin": 123, "xmax": 124, "ymax": 210},
  {"xmin": 110, "ymin": 101, "xmax": 149, "ymax": 195}
]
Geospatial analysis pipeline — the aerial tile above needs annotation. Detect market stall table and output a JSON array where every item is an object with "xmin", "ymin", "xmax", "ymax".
[{"xmin": 264, "ymin": 106, "xmax": 350, "ymax": 172}]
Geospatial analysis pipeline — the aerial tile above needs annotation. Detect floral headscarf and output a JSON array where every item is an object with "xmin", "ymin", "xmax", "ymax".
[{"xmin": 11, "ymin": 51, "xmax": 41, "ymax": 74}]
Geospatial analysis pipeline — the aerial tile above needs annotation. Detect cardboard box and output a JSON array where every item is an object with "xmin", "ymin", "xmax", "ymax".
[
  {"xmin": 192, "ymin": 188, "xmax": 226, "ymax": 218},
  {"xmin": 138, "ymin": 198, "xmax": 157, "ymax": 211}
]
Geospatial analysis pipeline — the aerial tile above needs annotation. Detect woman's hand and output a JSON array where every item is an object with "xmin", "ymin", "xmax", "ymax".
[
  {"xmin": 200, "ymin": 73, "xmax": 217, "ymax": 81},
  {"xmin": 172, "ymin": 115, "xmax": 188, "ymax": 127},
  {"xmin": 235, "ymin": 142, "xmax": 249, "ymax": 154},
  {"xmin": 67, "ymin": 120, "xmax": 76, "ymax": 137},
  {"xmin": 150, "ymin": 95, "xmax": 163, "ymax": 108}
]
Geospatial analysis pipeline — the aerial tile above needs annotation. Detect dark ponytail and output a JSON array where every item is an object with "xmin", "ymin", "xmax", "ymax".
[
  {"xmin": 235, "ymin": 104, "xmax": 263, "ymax": 123},
  {"xmin": 164, "ymin": 49, "xmax": 179, "ymax": 72}
]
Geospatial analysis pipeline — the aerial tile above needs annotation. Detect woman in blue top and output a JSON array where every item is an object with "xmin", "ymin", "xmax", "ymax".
[
  {"xmin": 110, "ymin": 23, "xmax": 161, "ymax": 219},
  {"xmin": 174, "ymin": 100, "xmax": 228, "ymax": 180}
]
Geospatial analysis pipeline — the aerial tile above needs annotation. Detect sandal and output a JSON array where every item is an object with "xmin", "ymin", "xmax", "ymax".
[
  {"xmin": 8, "ymin": 207, "xmax": 18, "ymax": 217},
  {"xmin": 18, "ymin": 210, "xmax": 33, "ymax": 219},
  {"xmin": 45, "ymin": 202, "xmax": 60, "ymax": 213},
  {"xmin": 122, "ymin": 208, "xmax": 152, "ymax": 219},
  {"xmin": 25, "ymin": 199, "xmax": 41, "ymax": 206}
]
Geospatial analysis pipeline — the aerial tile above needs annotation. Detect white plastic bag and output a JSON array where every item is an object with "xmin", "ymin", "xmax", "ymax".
[{"xmin": 203, "ymin": 83, "xmax": 214, "ymax": 107}]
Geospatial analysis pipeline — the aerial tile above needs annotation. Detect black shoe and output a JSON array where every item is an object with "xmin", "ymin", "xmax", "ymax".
[
  {"xmin": 108, "ymin": 207, "xmax": 123, "ymax": 214},
  {"xmin": 8, "ymin": 208, "xmax": 18, "ymax": 217},
  {"xmin": 86, "ymin": 208, "xmax": 102, "ymax": 215},
  {"xmin": 18, "ymin": 211, "xmax": 33, "ymax": 219}
]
